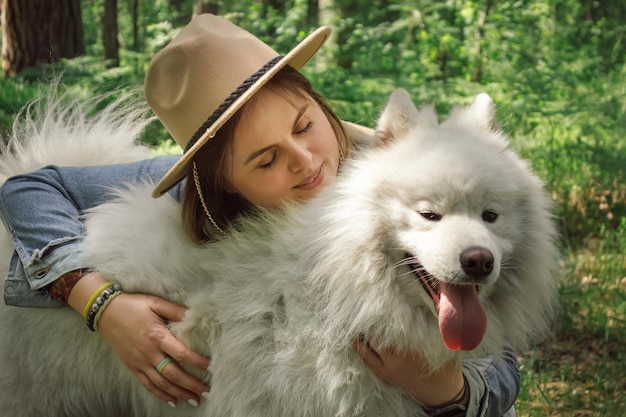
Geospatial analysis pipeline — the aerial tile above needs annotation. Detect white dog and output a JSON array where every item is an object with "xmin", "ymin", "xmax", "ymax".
[{"xmin": 0, "ymin": 89, "xmax": 559, "ymax": 416}]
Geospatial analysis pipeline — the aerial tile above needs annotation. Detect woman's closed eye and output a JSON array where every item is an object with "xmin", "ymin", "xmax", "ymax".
[
  {"xmin": 295, "ymin": 121, "xmax": 313, "ymax": 135},
  {"xmin": 259, "ymin": 149, "xmax": 278, "ymax": 169}
]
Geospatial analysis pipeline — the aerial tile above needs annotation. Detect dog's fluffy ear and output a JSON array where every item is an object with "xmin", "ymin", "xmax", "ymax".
[
  {"xmin": 445, "ymin": 93, "xmax": 500, "ymax": 133},
  {"xmin": 374, "ymin": 88, "xmax": 437, "ymax": 146},
  {"xmin": 469, "ymin": 93, "xmax": 499, "ymax": 132}
]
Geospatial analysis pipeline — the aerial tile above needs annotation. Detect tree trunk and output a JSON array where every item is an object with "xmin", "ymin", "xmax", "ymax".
[
  {"xmin": 261, "ymin": 0, "xmax": 286, "ymax": 18},
  {"xmin": 193, "ymin": 0, "xmax": 219, "ymax": 17},
  {"xmin": 170, "ymin": 0, "xmax": 192, "ymax": 26},
  {"xmin": 334, "ymin": 0, "xmax": 358, "ymax": 69},
  {"xmin": 471, "ymin": 0, "xmax": 494, "ymax": 83},
  {"xmin": 130, "ymin": 0, "xmax": 140, "ymax": 51},
  {"xmin": 306, "ymin": 0, "xmax": 319, "ymax": 28},
  {"xmin": 102, "ymin": 0, "xmax": 119, "ymax": 68},
  {"xmin": 1, "ymin": 0, "xmax": 84, "ymax": 76}
]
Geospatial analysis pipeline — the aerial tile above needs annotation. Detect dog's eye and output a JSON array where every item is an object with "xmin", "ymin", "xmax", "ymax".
[
  {"xmin": 482, "ymin": 210, "xmax": 498, "ymax": 223},
  {"xmin": 420, "ymin": 211, "xmax": 442, "ymax": 221}
]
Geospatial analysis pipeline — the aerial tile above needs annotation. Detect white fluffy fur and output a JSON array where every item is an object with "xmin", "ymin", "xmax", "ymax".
[
  {"xmin": 0, "ymin": 88, "xmax": 559, "ymax": 416},
  {"xmin": 0, "ymin": 88, "xmax": 154, "ymax": 182}
]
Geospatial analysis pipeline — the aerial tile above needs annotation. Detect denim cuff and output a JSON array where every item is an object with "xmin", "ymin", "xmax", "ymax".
[
  {"xmin": 462, "ymin": 350, "xmax": 519, "ymax": 417},
  {"xmin": 22, "ymin": 241, "xmax": 88, "ymax": 288},
  {"xmin": 463, "ymin": 359, "xmax": 490, "ymax": 417},
  {"xmin": 4, "ymin": 242, "xmax": 89, "ymax": 307}
]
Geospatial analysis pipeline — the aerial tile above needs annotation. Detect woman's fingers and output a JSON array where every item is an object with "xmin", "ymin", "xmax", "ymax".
[
  {"xmin": 135, "ymin": 370, "xmax": 178, "ymax": 407},
  {"xmin": 150, "ymin": 295, "xmax": 187, "ymax": 322},
  {"xmin": 158, "ymin": 331, "xmax": 212, "ymax": 397},
  {"xmin": 145, "ymin": 360, "xmax": 204, "ymax": 407},
  {"xmin": 97, "ymin": 292, "xmax": 211, "ymax": 405},
  {"xmin": 152, "ymin": 298, "xmax": 212, "ymax": 371},
  {"xmin": 353, "ymin": 334, "xmax": 383, "ymax": 370}
]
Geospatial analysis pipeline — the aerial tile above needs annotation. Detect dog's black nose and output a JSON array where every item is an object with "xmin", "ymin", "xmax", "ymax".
[{"xmin": 460, "ymin": 246, "xmax": 494, "ymax": 279}]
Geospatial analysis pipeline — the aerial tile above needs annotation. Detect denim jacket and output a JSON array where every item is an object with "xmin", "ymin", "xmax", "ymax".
[
  {"xmin": 0, "ymin": 155, "xmax": 518, "ymax": 416},
  {"xmin": 0, "ymin": 155, "xmax": 183, "ymax": 307}
]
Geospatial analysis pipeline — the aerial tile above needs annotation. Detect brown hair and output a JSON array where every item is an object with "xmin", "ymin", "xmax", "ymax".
[{"xmin": 181, "ymin": 65, "xmax": 351, "ymax": 243}]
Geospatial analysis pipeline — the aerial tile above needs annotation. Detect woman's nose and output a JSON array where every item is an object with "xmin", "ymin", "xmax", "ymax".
[{"xmin": 288, "ymin": 141, "xmax": 313, "ymax": 173}]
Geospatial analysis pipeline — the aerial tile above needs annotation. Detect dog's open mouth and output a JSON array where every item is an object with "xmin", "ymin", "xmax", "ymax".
[{"xmin": 406, "ymin": 254, "xmax": 488, "ymax": 351}]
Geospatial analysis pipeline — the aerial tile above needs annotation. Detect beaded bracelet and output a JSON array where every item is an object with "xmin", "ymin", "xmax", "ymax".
[
  {"xmin": 92, "ymin": 288, "xmax": 124, "ymax": 332},
  {"xmin": 84, "ymin": 283, "xmax": 123, "ymax": 332},
  {"xmin": 82, "ymin": 282, "xmax": 115, "ymax": 320}
]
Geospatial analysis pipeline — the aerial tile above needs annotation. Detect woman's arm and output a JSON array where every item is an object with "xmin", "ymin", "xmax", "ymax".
[
  {"xmin": 0, "ymin": 157, "xmax": 211, "ymax": 407},
  {"xmin": 355, "ymin": 340, "xmax": 520, "ymax": 417},
  {"xmin": 0, "ymin": 156, "xmax": 182, "ymax": 296}
]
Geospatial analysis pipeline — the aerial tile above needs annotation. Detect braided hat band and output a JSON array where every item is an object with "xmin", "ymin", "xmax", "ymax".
[{"xmin": 184, "ymin": 56, "xmax": 283, "ymax": 154}]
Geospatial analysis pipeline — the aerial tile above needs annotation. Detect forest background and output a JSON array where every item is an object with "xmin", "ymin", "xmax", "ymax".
[{"xmin": 1, "ymin": 0, "xmax": 625, "ymax": 415}]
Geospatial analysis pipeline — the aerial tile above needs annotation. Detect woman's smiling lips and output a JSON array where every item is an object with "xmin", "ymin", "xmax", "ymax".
[{"xmin": 295, "ymin": 165, "xmax": 324, "ymax": 190}]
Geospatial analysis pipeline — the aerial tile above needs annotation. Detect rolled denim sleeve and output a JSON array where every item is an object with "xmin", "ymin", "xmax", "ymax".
[
  {"xmin": 0, "ymin": 155, "xmax": 183, "ymax": 307},
  {"xmin": 462, "ymin": 343, "xmax": 520, "ymax": 417}
]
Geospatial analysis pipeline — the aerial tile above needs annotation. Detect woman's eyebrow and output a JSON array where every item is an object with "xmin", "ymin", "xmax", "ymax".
[
  {"xmin": 292, "ymin": 103, "xmax": 310, "ymax": 130},
  {"xmin": 244, "ymin": 103, "xmax": 310, "ymax": 166},
  {"xmin": 245, "ymin": 144, "xmax": 274, "ymax": 165}
]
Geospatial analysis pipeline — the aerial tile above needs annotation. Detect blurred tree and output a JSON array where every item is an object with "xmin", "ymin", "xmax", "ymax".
[
  {"xmin": 130, "ymin": 0, "xmax": 140, "ymax": 51},
  {"xmin": 262, "ymin": 0, "xmax": 286, "ymax": 17},
  {"xmin": 169, "ymin": 0, "xmax": 193, "ymax": 25},
  {"xmin": 102, "ymin": 0, "xmax": 119, "ymax": 67},
  {"xmin": 333, "ymin": 0, "xmax": 358, "ymax": 69},
  {"xmin": 1, "ymin": 0, "xmax": 84, "ymax": 76},
  {"xmin": 307, "ymin": 0, "xmax": 319, "ymax": 27},
  {"xmin": 193, "ymin": 0, "xmax": 219, "ymax": 16},
  {"xmin": 469, "ymin": 0, "xmax": 494, "ymax": 83}
]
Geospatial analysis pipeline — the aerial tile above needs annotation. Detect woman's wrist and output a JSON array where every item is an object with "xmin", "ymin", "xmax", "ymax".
[
  {"xmin": 46, "ymin": 268, "xmax": 88, "ymax": 304},
  {"xmin": 409, "ymin": 360, "xmax": 465, "ymax": 408},
  {"xmin": 67, "ymin": 271, "xmax": 112, "ymax": 315},
  {"xmin": 425, "ymin": 377, "xmax": 469, "ymax": 417}
]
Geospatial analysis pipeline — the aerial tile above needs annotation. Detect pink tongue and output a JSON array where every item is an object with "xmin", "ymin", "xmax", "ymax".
[{"xmin": 437, "ymin": 283, "xmax": 487, "ymax": 351}]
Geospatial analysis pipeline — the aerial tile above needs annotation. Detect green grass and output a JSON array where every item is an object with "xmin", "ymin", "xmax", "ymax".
[{"xmin": 517, "ymin": 246, "xmax": 626, "ymax": 416}]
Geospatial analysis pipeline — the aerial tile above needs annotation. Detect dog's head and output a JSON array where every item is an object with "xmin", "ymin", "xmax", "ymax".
[{"xmin": 305, "ymin": 89, "xmax": 559, "ymax": 364}]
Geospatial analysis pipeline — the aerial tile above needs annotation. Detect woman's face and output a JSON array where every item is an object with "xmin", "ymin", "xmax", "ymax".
[{"xmin": 225, "ymin": 87, "xmax": 340, "ymax": 208}]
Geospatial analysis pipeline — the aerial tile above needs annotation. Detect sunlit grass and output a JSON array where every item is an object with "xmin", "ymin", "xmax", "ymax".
[{"xmin": 517, "ymin": 245, "xmax": 626, "ymax": 416}]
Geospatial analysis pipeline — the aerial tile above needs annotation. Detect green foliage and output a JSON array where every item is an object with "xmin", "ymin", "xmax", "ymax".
[
  {"xmin": 0, "ymin": 78, "xmax": 41, "ymax": 136},
  {"xmin": 2, "ymin": 2, "xmax": 625, "ymax": 414}
]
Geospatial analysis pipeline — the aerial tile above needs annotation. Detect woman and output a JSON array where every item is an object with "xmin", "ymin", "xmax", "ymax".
[{"xmin": 0, "ymin": 14, "xmax": 519, "ymax": 416}]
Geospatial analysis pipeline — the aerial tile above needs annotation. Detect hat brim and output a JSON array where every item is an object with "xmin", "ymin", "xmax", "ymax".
[{"xmin": 153, "ymin": 25, "xmax": 332, "ymax": 198}]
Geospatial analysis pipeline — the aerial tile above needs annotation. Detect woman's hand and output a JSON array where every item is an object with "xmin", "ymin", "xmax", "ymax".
[
  {"xmin": 69, "ymin": 272, "xmax": 211, "ymax": 407},
  {"xmin": 97, "ymin": 292, "xmax": 211, "ymax": 407},
  {"xmin": 353, "ymin": 336, "xmax": 464, "ymax": 408}
]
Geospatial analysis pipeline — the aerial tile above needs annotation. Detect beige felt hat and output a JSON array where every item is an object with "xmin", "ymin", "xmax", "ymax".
[{"xmin": 146, "ymin": 14, "xmax": 332, "ymax": 197}]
